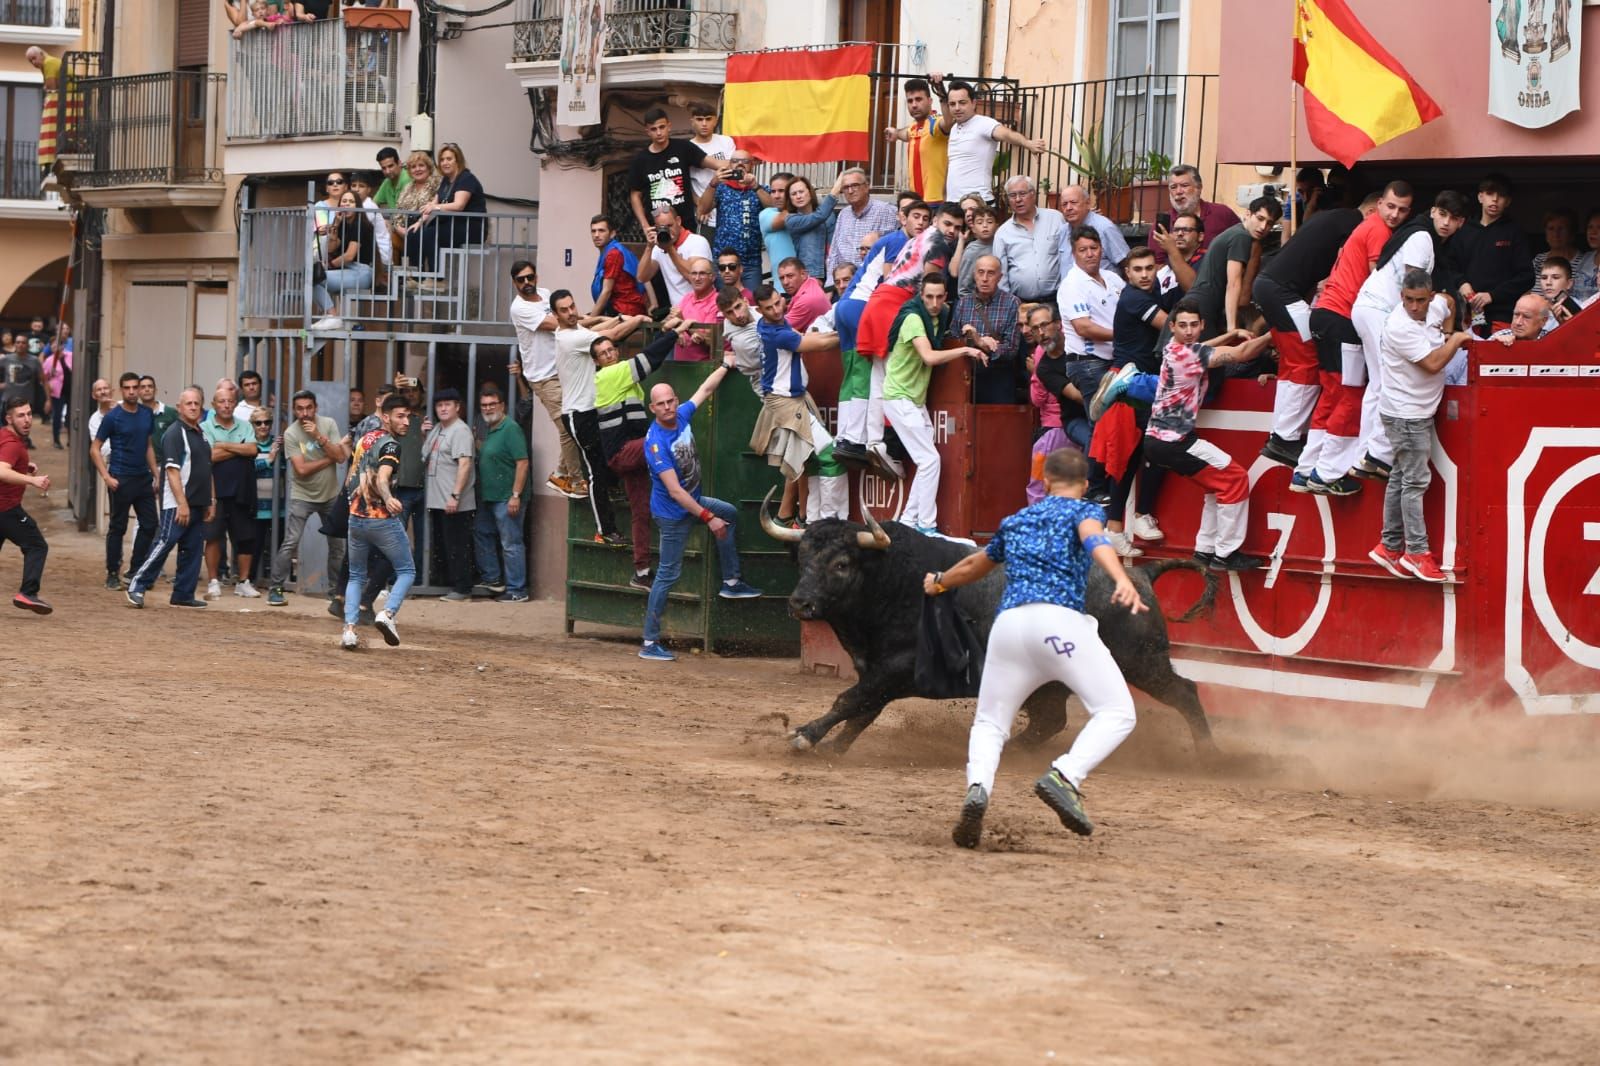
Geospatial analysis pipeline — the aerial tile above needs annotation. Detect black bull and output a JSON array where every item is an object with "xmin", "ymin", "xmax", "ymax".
[{"xmin": 761, "ymin": 496, "xmax": 1219, "ymax": 756}]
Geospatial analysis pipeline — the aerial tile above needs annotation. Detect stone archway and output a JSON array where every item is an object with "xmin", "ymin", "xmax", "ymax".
[{"xmin": 0, "ymin": 251, "xmax": 70, "ymax": 327}]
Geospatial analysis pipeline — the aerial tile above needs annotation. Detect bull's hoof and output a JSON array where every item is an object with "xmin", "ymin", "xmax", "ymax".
[{"xmin": 788, "ymin": 731, "xmax": 815, "ymax": 753}]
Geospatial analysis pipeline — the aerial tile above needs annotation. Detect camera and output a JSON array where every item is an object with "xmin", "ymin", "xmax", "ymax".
[
  {"xmin": 656, "ymin": 228, "xmax": 673, "ymax": 246},
  {"xmin": 728, "ymin": 167, "xmax": 745, "ymax": 183}
]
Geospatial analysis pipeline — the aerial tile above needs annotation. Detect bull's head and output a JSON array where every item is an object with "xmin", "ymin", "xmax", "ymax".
[{"xmin": 760, "ymin": 487, "xmax": 890, "ymax": 621}]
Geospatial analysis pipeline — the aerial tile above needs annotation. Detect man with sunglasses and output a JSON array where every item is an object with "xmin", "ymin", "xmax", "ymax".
[
  {"xmin": 249, "ymin": 407, "xmax": 282, "ymax": 586},
  {"xmin": 508, "ymin": 260, "xmax": 587, "ymax": 501},
  {"xmin": 714, "ymin": 253, "xmax": 753, "ymax": 303},
  {"xmin": 697, "ymin": 149, "xmax": 772, "ymax": 296}
]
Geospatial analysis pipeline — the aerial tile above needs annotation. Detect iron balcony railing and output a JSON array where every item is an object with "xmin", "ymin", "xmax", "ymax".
[
  {"xmin": 512, "ymin": 0, "xmax": 738, "ymax": 63},
  {"xmin": 72, "ymin": 70, "xmax": 226, "ymax": 188},
  {"xmin": 4, "ymin": 139, "xmax": 45, "ymax": 199},
  {"xmin": 238, "ymin": 205, "xmax": 538, "ymax": 335},
  {"xmin": 54, "ymin": 50, "xmax": 100, "ymax": 157},
  {"xmin": 0, "ymin": 0, "xmax": 80, "ymax": 28},
  {"xmin": 227, "ymin": 17, "xmax": 403, "ymax": 142}
]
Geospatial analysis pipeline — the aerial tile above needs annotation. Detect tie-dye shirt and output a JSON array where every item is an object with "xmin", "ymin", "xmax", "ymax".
[{"xmin": 1147, "ymin": 340, "xmax": 1218, "ymax": 443}]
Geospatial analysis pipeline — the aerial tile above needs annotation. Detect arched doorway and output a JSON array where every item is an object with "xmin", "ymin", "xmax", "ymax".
[{"xmin": 0, "ymin": 254, "xmax": 69, "ymax": 331}]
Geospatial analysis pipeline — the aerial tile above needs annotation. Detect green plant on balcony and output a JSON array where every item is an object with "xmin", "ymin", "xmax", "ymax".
[{"xmin": 1140, "ymin": 149, "xmax": 1174, "ymax": 183}]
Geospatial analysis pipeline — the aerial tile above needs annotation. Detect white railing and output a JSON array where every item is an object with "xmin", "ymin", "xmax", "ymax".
[
  {"xmin": 227, "ymin": 18, "xmax": 401, "ymax": 142},
  {"xmin": 0, "ymin": 0, "xmax": 80, "ymax": 29},
  {"xmin": 512, "ymin": 0, "xmax": 739, "ymax": 63}
]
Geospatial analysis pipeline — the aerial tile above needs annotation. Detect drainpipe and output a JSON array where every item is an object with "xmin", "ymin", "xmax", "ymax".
[{"xmin": 992, "ymin": 0, "xmax": 1011, "ymax": 76}]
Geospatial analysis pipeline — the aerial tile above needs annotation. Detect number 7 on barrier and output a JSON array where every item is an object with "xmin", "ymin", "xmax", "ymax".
[
  {"xmin": 1585, "ymin": 522, "xmax": 1600, "ymax": 596},
  {"xmin": 1264, "ymin": 512, "xmax": 1296, "ymax": 590}
]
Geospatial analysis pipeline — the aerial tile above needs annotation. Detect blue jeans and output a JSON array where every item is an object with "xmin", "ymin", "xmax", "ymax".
[
  {"xmin": 314, "ymin": 261, "xmax": 374, "ymax": 313},
  {"xmin": 643, "ymin": 495, "xmax": 740, "ymax": 643},
  {"xmin": 473, "ymin": 500, "xmax": 527, "ymax": 595},
  {"xmin": 130, "ymin": 506, "xmax": 207, "ymax": 602},
  {"xmin": 360, "ymin": 485, "xmax": 424, "ymax": 600},
  {"xmin": 1064, "ymin": 357, "xmax": 1112, "ymax": 420},
  {"xmin": 345, "ymin": 515, "xmax": 415, "ymax": 624}
]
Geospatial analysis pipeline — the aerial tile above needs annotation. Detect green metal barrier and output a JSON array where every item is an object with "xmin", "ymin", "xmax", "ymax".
[{"xmin": 564, "ymin": 360, "xmax": 800, "ymax": 654}]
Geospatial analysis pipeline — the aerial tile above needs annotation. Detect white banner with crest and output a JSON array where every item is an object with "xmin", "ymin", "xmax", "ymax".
[
  {"xmin": 557, "ymin": 0, "xmax": 606, "ymax": 125},
  {"xmin": 1489, "ymin": 0, "xmax": 1582, "ymax": 128}
]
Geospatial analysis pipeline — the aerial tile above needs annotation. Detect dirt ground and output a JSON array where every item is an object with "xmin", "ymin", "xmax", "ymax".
[{"xmin": 4, "ymin": 445, "xmax": 1600, "ymax": 1065}]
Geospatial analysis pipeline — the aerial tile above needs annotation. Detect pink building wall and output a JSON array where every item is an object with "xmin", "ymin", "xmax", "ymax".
[{"xmin": 1220, "ymin": 1, "xmax": 1600, "ymax": 165}]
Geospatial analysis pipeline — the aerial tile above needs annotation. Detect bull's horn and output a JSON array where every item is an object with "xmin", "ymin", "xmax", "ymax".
[
  {"xmin": 759, "ymin": 486, "xmax": 804, "ymax": 543},
  {"xmin": 856, "ymin": 507, "xmax": 891, "ymax": 550}
]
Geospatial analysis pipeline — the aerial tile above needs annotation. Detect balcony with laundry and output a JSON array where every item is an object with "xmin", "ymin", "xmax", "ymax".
[{"xmin": 508, "ymin": 0, "xmax": 741, "ymax": 91}]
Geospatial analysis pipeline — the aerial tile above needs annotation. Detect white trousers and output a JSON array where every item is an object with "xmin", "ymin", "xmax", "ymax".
[
  {"xmin": 1271, "ymin": 381, "xmax": 1319, "ymax": 443},
  {"xmin": 966, "ymin": 604, "xmax": 1137, "ymax": 792},
  {"xmin": 838, "ymin": 359, "xmax": 888, "ymax": 445},
  {"xmin": 884, "ymin": 397, "xmax": 938, "ymax": 528},
  {"xmin": 805, "ymin": 475, "xmax": 849, "ymax": 521},
  {"xmin": 1351, "ymin": 302, "xmax": 1394, "ymax": 465}
]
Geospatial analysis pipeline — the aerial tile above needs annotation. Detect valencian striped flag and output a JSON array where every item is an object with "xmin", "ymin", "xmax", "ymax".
[
  {"xmin": 724, "ymin": 45, "xmax": 872, "ymax": 162},
  {"xmin": 1292, "ymin": 0, "xmax": 1442, "ymax": 168}
]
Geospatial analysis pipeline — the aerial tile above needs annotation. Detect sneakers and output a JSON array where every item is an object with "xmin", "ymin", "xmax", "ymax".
[
  {"xmin": 267, "ymin": 586, "xmax": 287, "ymax": 606},
  {"xmin": 206, "ymin": 578, "xmax": 222, "ymax": 600},
  {"xmin": 1400, "ymin": 552, "xmax": 1448, "ymax": 582},
  {"xmin": 1089, "ymin": 363, "xmax": 1139, "ymax": 421},
  {"xmin": 718, "ymin": 579, "xmax": 762, "ymax": 600},
  {"xmin": 440, "ymin": 590, "xmax": 471, "ymax": 602},
  {"xmin": 832, "ymin": 439, "xmax": 869, "ymax": 466},
  {"xmin": 546, "ymin": 473, "xmax": 588, "ymax": 500},
  {"xmin": 1130, "ymin": 512, "xmax": 1164, "ymax": 542},
  {"xmin": 865, "ymin": 441, "xmax": 905, "ymax": 480},
  {"xmin": 1259, "ymin": 433, "xmax": 1303, "ymax": 468},
  {"xmin": 913, "ymin": 525, "xmax": 978, "ymax": 546},
  {"xmin": 309, "ymin": 315, "xmax": 344, "ymax": 331},
  {"xmin": 1107, "ymin": 529, "xmax": 1144, "ymax": 558},
  {"xmin": 1350, "ymin": 454, "xmax": 1393, "ymax": 480},
  {"xmin": 234, "ymin": 580, "xmax": 261, "ymax": 598},
  {"xmin": 171, "ymin": 598, "xmax": 208, "ymax": 609},
  {"xmin": 105, "ymin": 571, "xmax": 122, "ymax": 591},
  {"xmin": 1192, "ymin": 550, "xmax": 1217, "ymax": 567},
  {"xmin": 13, "ymin": 593, "xmax": 52, "ymax": 615},
  {"xmin": 126, "ymin": 588, "xmax": 145, "ymax": 608},
  {"xmin": 1033, "ymin": 768, "xmax": 1094, "ymax": 836},
  {"xmin": 593, "ymin": 532, "xmax": 627, "ymax": 546},
  {"xmin": 340, "ymin": 627, "xmax": 360, "ymax": 650},
  {"xmin": 496, "ymin": 591, "xmax": 530, "ymax": 602},
  {"xmin": 638, "ymin": 641, "xmax": 676, "ymax": 662},
  {"xmin": 474, "ymin": 580, "xmax": 506, "ymax": 595},
  {"xmin": 951, "ymin": 784, "xmax": 989, "ymax": 849},
  {"xmin": 1368, "ymin": 542, "xmax": 1407, "ymax": 578},
  {"xmin": 1209, "ymin": 550, "xmax": 1266, "ymax": 571},
  {"xmin": 327, "ymin": 595, "xmax": 344, "ymax": 619},
  {"xmin": 373, "ymin": 609, "xmax": 400, "ymax": 646},
  {"xmin": 1305, "ymin": 472, "xmax": 1362, "ymax": 497},
  {"xmin": 629, "ymin": 569, "xmax": 654, "ymax": 591},
  {"xmin": 357, "ymin": 605, "xmax": 377, "ymax": 626},
  {"xmin": 1288, "ymin": 472, "xmax": 1311, "ymax": 493}
]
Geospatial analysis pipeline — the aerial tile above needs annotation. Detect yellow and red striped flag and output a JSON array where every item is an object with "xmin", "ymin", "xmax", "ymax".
[
  {"xmin": 724, "ymin": 45, "xmax": 872, "ymax": 162},
  {"xmin": 1292, "ymin": 0, "xmax": 1442, "ymax": 167}
]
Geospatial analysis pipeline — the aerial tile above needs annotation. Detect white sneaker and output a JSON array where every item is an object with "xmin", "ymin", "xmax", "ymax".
[
  {"xmin": 340, "ymin": 627, "xmax": 359, "ymax": 650},
  {"xmin": 865, "ymin": 441, "xmax": 905, "ymax": 480},
  {"xmin": 1130, "ymin": 513, "xmax": 1165, "ymax": 542},
  {"xmin": 373, "ymin": 609, "xmax": 400, "ymax": 647},
  {"xmin": 309, "ymin": 315, "xmax": 344, "ymax": 332},
  {"xmin": 1108, "ymin": 530, "xmax": 1144, "ymax": 558},
  {"xmin": 206, "ymin": 579, "xmax": 222, "ymax": 599},
  {"xmin": 234, "ymin": 580, "xmax": 261, "ymax": 598}
]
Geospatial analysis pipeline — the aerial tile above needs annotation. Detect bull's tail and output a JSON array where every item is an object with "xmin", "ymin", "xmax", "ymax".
[{"xmin": 1137, "ymin": 557, "xmax": 1218, "ymax": 623}]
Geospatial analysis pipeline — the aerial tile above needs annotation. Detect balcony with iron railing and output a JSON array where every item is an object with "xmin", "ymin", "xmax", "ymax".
[
  {"xmin": 2, "ymin": 138, "xmax": 69, "ymax": 214},
  {"xmin": 0, "ymin": 0, "xmax": 81, "ymax": 43},
  {"xmin": 510, "ymin": 0, "xmax": 738, "ymax": 87},
  {"xmin": 66, "ymin": 70, "xmax": 227, "ymax": 208}
]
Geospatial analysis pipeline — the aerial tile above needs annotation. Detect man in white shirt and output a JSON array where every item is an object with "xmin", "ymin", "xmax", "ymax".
[
  {"xmin": 930, "ymin": 75, "xmax": 1046, "ymax": 205},
  {"xmin": 507, "ymin": 260, "xmax": 585, "ymax": 499},
  {"xmin": 1367, "ymin": 270, "xmax": 1472, "ymax": 584},
  {"xmin": 636, "ymin": 203, "xmax": 714, "ymax": 309},
  {"xmin": 549, "ymin": 289, "xmax": 649, "ymax": 544},
  {"xmin": 1055, "ymin": 227, "xmax": 1126, "ymax": 417},
  {"xmin": 688, "ymin": 101, "xmax": 735, "ymax": 228}
]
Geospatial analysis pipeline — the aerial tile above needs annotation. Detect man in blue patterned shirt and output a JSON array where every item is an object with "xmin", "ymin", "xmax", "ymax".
[
  {"xmin": 923, "ymin": 448, "xmax": 1145, "ymax": 847},
  {"xmin": 695, "ymin": 148, "xmax": 773, "ymax": 296}
]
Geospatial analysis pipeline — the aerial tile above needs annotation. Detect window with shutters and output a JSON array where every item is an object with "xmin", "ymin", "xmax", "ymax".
[{"xmin": 175, "ymin": 0, "xmax": 211, "ymax": 69}]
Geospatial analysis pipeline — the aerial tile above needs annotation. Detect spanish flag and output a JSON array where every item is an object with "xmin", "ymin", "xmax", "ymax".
[
  {"xmin": 724, "ymin": 45, "xmax": 872, "ymax": 163},
  {"xmin": 1292, "ymin": 0, "xmax": 1442, "ymax": 168}
]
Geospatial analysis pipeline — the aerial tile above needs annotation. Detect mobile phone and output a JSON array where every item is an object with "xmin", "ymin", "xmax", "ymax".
[
  {"xmin": 397, "ymin": 375, "xmax": 419, "ymax": 389},
  {"xmin": 1156, "ymin": 211, "xmax": 1171, "ymax": 231}
]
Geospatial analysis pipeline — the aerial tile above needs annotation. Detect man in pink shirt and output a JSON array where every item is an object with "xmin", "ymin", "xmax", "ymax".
[
  {"xmin": 777, "ymin": 257, "xmax": 832, "ymax": 332},
  {"xmin": 674, "ymin": 257, "xmax": 720, "ymax": 361}
]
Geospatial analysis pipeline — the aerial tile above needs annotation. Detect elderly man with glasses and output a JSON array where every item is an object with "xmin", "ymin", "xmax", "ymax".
[
  {"xmin": 826, "ymin": 167, "xmax": 899, "ymax": 276},
  {"xmin": 993, "ymin": 175, "xmax": 1068, "ymax": 309},
  {"xmin": 697, "ymin": 149, "xmax": 774, "ymax": 296}
]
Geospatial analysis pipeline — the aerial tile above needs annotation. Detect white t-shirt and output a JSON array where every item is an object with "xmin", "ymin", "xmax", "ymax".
[
  {"xmin": 554, "ymin": 326, "xmax": 601, "ymax": 415},
  {"xmin": 1057, "ymin": 265, "xmax": 1126, "ymax": 360},
  {"xmin": 87, "ymin": 408, "xmax": 112, "ymax": 460},
  {"xmin": 511, "ymin": 290, "xmax": 560, "ymax": 383},
  {"xmin": 689, "ymin": 133, "xmax": 736, "ymax": 221},
  {"xmin": 945, "ymin": 114, "xmax": 1001, "ymax": 205},
  {"xmin": 650, "ymin": 231, "xmax": 714, "ymax": 307},
  {"xmin": 1355, "ymin": 230, "xmax": 1433, "ymax": 313},
  {"xmin": 1379, "ymin": 295, "xmax": 1451, "ymax": 420}
]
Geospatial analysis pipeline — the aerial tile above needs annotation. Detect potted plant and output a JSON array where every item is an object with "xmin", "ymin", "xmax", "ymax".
[
  {"xmin": 1039, "ymin": 176, "xmax": 1060, "ymax": 210},
  {"xmin": 1132, "ymin": 149, "xmax": 1173, "ymax": 225}
]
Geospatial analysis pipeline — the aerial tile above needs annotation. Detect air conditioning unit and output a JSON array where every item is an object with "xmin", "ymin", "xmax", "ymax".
[{"xmin": 1237, "ymin": 182, "xmax": 1287, "ymax": 207}]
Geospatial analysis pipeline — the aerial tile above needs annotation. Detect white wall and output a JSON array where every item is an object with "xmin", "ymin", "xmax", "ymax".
[
  {"xmin": 901, "ymin": 1, "xmax": 985, "ymax": 79},
  {"xmin": 435, "ymin": 23, "xmax": 540, "ymax": 211}
]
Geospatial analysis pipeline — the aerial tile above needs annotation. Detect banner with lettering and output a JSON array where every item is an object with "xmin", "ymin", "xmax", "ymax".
[
  {"xmin": 557, "ymin": 0, "xmax": 605, "ymax": 125},
  {"xmin": 1489, "ymin": 0, "xmax": 1581, "ymax": 128}
]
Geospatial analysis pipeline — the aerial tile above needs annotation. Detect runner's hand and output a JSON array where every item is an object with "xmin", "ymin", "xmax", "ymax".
[{"xmin": 1111, "ymin": 575, "xmax": 1148, "ymax": 614}]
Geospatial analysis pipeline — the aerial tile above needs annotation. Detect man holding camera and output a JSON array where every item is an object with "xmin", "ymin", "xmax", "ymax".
[
  {"xmin": 636, "ymin": 203, "xmax": 714, "ymax": 313},
  {"xmin": 696, "ymin": 150, "xmax": 772, "ymax": 297},
  {"xmin": 267, "ymin": 390, "xmax": 349, "ymax": 607}
]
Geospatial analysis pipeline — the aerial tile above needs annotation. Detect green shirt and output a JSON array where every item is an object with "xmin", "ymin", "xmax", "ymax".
[
  {"xmin": 283, "ymin": 415, "xmax": 343, "ymax": 503},
  {"xmin": 883, "ymin": 315, "xmax": 933, "ymax": 405},
  {"xmin": 149, "ymin": 403, "xmax": 179, "ymax": 448},
  {"xmin": 477, "ymin": 417, "xmax": 529, "ymax": 503},
  {"xmin": 374, "ymin": 171, "xmax": 412, "ymax": 210},
  {"xmin": 593, "ymin": 361, "xmax": 644, "ymax": 410}
]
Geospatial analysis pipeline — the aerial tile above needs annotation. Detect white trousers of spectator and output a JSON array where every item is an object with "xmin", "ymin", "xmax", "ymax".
[
  {"xmin": 1313, "ymin": 338, "xmax": 1369, "ymax": 483},
  {"xmin": 967, "ymin": 604, "xmax": 1136, "ymax": 792},
  {"xmin": 806, "ymin": 476, "xmax": 850, "ymax": 522},
  {"xmin": 1351, "ymin": 303, "xmax": 1395, "ymax": 466},
  {"xmin": 837, "ymin": 358, "xmax": 887, "ymax": 446},
  {"xmin": 1294, "ymin": 428, "xmax": 1326, "ymax": 478},
  {"xmin": 1269, "ymin": 297, "xmax": 1319, "ymax": 444},
  {"xmin": 884, "ymin": 397, "xmax": 939, "ymax": 528}
]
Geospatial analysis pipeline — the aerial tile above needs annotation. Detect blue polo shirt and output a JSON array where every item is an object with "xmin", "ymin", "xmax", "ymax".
[
  {"xmin": 644, "ymin": 400, "xmax": 703, "ymax": 521},
  {"xmin": 95, "ymin": 403, "xmax": 155, "ymax": 478}
]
